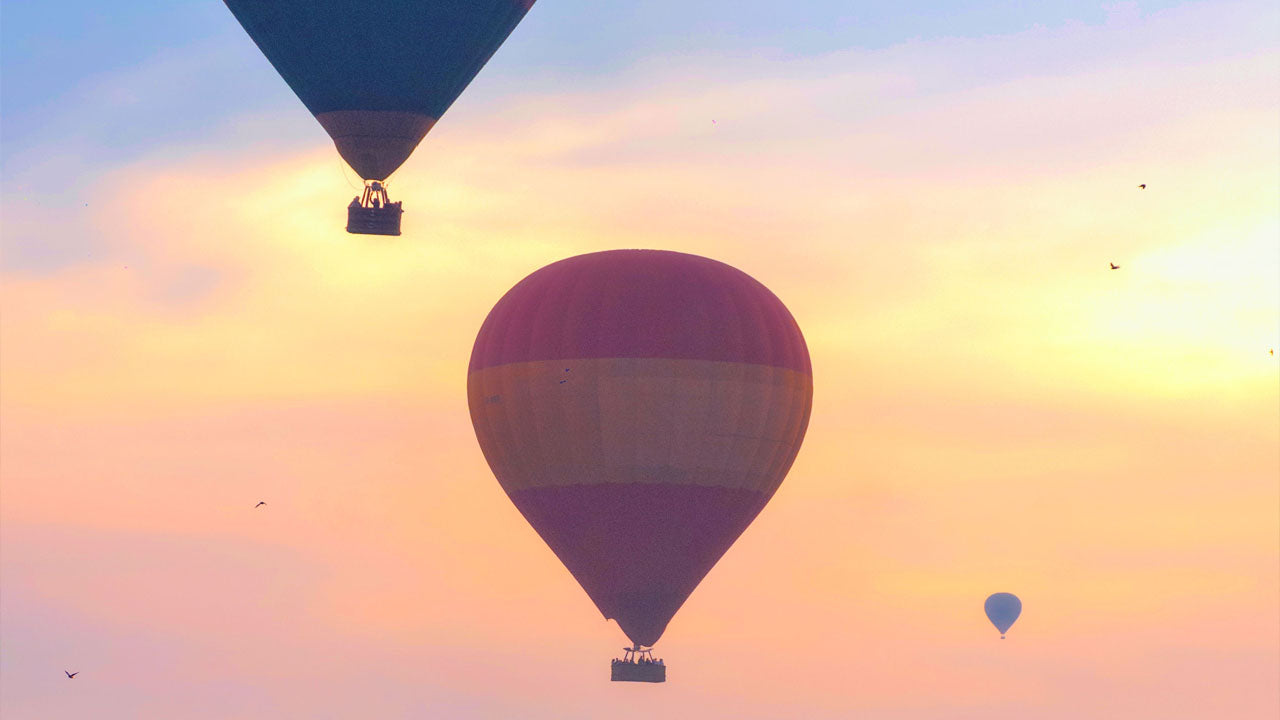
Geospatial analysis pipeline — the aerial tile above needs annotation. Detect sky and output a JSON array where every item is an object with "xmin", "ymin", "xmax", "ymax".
[{"xmin": 2, "ymin": 1, "xmax": 1278, "ymax": 718}]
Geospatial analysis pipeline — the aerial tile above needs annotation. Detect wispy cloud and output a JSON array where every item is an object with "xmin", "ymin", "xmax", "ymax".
[{"xmin": 2, "ymin": 2, "xmax": 1277, "ymax": 718}]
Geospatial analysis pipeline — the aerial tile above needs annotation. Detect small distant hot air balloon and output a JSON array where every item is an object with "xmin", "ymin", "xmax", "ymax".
[
  {"xmin": 985, "ymin": 592, "xmax": 1022, "ymax": 639},
  {"xmin": 468, "ymin": 250, "xmax": 813, "ymax": 683},
  {"xmin": 223, "ymin": 0, "xmax": 537, "ymax": 235}
]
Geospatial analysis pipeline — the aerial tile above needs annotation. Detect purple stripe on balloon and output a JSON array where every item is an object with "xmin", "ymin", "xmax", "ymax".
[
  {"xmin": 507, "ymin": 482, "xmax": 771, "ymax": 647},
  {"xmin": 470, "ymin": 250, "xmax": 811, "ymax": 374}
]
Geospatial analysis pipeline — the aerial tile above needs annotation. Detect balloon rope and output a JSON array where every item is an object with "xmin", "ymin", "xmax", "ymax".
[{"xmin": 336, "ymin": 155, "xmax": 362, "ymax": 191}]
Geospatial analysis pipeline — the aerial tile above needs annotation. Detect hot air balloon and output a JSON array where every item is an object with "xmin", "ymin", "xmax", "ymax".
[
  {"xmin": 223, "ymin": 0, "xmax": 536, "ymax": 236},
  {"xmin": 467, "ymin": 250, "xmax": 813, "ymax": 683},
  {"xmin": 984, "ymin": 592, "xmax": 1022, "ymax": 639}
]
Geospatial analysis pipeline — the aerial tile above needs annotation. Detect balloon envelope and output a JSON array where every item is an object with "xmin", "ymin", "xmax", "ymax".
[
  {"xmin": 467, "ymin": 250, "xmax": 813, "ymax": 647},
  {"xmin": 984, "ymin": 592, "xmax": 1022, "ymax": 636},
  {"xmin": 224, "ymin": 0, "xmax": 535, "ymax": 180}
]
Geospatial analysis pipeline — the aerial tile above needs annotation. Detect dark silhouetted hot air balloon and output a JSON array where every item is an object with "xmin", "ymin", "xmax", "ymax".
[
  {"xmin": 467, "ymin": 250, "xmax": 813, "ymax": 683},
  {"xmin": 985, "ymin": 592, "xmax": 1022, "ymax": 638},
  {"xmin": 223, "ymin": 0, "xmax": 537, "ymax": 235}
]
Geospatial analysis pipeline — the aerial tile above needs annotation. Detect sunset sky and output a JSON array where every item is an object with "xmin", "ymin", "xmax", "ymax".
[{"xmin": 2, "ymin": 1, "xmax": 1278, "ymax": 718}]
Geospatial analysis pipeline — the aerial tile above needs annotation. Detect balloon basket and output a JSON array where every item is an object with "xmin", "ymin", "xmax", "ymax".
[
  {"xmin": 347, "ymin": 204, "xmax": 402, "ymax": 235},
  {"xmin": 611, "ymin": 647, "xmax": 665, "ymax": 683},
  {"xmin": 346, "ymin": 182, "xmax": 403, "ymax": 236},
  {"xmin": 611, "ymin": 661, "xmax": 665, "ymax": 683}
]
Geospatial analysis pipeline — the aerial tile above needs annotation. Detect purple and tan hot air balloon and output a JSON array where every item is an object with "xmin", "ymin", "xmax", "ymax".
[{"xmin": 467, "ymin": 249, "xmax": 813, "ymax": 683}]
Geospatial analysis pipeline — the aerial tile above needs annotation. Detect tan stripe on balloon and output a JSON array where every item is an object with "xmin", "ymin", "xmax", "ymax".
[
  {"xmin": 315, "ymin": 110, "xmax": 437, "ymax": 181},
  {"xmin": 468, "ymin": 358, "xmax": 813, "ymax": 495}
]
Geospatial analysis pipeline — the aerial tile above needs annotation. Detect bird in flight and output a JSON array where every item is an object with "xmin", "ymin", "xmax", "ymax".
[
  {"xmin": 254, "ymin": 501, "xmax": 266, "ymax": 508},
  {"xmin": 65, "ymin": 671, "xmax": 79, "ymax": 679},
  {"xmin": 1109, "ymin": 263, "xmax": 1120, "ymax": 270},
  {"xmin": 1137, "ymin": 184, "xmax": 1146, "ymax": 189}
]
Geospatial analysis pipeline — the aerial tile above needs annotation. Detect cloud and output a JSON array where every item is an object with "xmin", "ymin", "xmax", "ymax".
[{"xmin": 2, "ymin": 4, "xmax": 1278, "ymax": 717}]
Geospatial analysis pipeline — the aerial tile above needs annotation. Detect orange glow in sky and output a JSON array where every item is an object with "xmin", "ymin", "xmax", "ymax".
[{"xmin": 2, "ymin": 3, "xmax": 1277, "ymax": 718}]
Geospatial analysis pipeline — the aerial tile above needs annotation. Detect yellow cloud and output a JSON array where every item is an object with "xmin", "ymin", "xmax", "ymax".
[{"xmin": 2, "ymin": 9, "xmax": 1277, "ymax": 716}]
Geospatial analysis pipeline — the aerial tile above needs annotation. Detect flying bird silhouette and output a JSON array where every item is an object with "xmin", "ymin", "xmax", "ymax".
[
  {"xmin": 1137, "ymin": 184, "xmax": 1146, "ymax": 189},
  {"xmin": 254, "ymin": 501, "xmax": 266, "ymax": 508},
  {"xmin": 1110, "ymin": 263, "xmax": 1120, "ymax": 270},
  {"xmin": 65, "ymin": 671, "xmax": 78, "ymax": 679}
]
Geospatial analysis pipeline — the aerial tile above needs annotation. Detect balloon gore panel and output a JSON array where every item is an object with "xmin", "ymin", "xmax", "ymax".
[{"xmin": 468, "ymin": 250, "xmax": 812, "ymax": 374}]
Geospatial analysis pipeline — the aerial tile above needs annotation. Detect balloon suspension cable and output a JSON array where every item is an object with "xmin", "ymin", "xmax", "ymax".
[
  {"xmin": 358, "ymin": 181, "xmax": 393, "ymax": 209},
  {"xmin": 616, "ymin": 645, "xmax": 659, "ymax": 663},
  {"xmin": 337, "ymin": 155, "xmax": 362, "ymax": 191}
]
